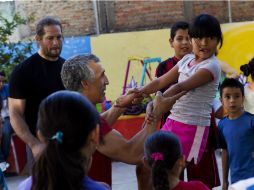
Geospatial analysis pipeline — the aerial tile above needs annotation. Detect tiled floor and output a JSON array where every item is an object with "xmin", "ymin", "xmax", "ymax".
[{"xmin": 6, "ymin": 152, "xmax": 223, "ymax": 190}]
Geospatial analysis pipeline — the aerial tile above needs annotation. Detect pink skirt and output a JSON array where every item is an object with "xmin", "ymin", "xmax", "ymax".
[{"xmin": 161, "ymin": 118, "xmax": 209, "ymax": 164}]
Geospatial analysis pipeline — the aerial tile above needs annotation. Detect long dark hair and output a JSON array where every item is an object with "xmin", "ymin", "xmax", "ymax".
[
  {"xmin": 31, "ymin": 90, "xmax": 100, "ymax": 190},
  {"xmin": 189, "ymin": 14, "xmax": 223, "ymax": 48},
  {"xmin": 240, "ymin": 58, "xmax": 254, "ymax": 81},
  {"xmin": 144, "ymin": 131, "xmax": 182, "ymax": 190}
]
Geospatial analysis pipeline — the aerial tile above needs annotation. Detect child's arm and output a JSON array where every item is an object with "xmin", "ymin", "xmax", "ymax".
[
  {"xmin": 163, "ymin": 68, "xmax": 214, "ymax": 97},
  {"xmin": 152, "ymin": 91, "xmax": 186, "ymax": 117},
  {"xmin": 139, "ymin": 65, "xmax": 179, "ymax": 95},
  {"xmin": 219, "ymin": 60, "xmax": 238, "ymax": 78},
  {"xmin": 222, "ymin": 149, "xmax": 229, "ymax": 190}
]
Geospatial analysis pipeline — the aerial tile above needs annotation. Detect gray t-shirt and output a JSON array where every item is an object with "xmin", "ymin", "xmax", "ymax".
[{"xmin": 169, "ymin": 54, "xmax": 221, "ymax": 126}]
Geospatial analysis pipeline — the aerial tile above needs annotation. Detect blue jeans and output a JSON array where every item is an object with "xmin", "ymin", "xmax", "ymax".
[
  {"xmin": 0, "ymin": 117, "xmax": 13, "ymax": 162},
  {"xmin": 0, "ymin": 169, "xmax": 8, "ymax": 189}
]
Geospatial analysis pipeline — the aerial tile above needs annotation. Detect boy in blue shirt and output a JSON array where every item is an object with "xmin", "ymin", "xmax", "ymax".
[{"xmin": 219, "ymin": 78, "xmax": 254, "ymax": 190}]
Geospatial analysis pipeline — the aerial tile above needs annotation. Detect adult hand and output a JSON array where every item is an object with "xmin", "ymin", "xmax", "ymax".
[
  {"xmin": 131, "ymin": 87, "xmax": 148, "ymax": 104},
  {"xmin": 145, "ymin": 101, "xmax": 157, "ymax": 125},
  {"xmin": 115, "ymin": 88, "xmax": 145, "ymax": 107},
  {"xmin": 153, "ymin": 91, "xmax": 186, "ymax": 117},
  {"xmin": 146, "ymin": 101, "xmax": 153, "ymax": 116}
]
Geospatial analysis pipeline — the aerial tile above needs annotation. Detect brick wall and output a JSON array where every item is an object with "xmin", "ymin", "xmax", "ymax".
[
  {"xmin": 12, "ymin": 0, "xmax": 254, "ymax": 37},
  {"xmin": 15, "ymin": 0, "xmax": 96, "ymax": 37},
  {"xmin": 231, "ymin": 1, "xmax": 254, "ymax": 22},
  {"xmin": 113, "ymin": 1, "xmax": 185, "ymax": 31},
  {"xmin": 192, "ymin": 1, "xmax": 229, "ymax": 22},
  {"xmin": 98, "ymin": 1, "xmax": 254, "ymax": 33}
]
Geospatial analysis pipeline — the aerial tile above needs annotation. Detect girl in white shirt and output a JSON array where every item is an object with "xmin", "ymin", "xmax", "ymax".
[{"xmin": 140, "ymin": 14, "xmax": 222, "ymax": 164}]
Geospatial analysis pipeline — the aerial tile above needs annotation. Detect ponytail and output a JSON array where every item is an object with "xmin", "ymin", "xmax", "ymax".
[
  {"xmin": 144, "ymin": 132, "xmax": 182, "ymax": 190},
  {"xmin": 31, "ymin": 140, "xmax": 85, "ymax": 190},
  {"xmin": 152, "ymin": 160, "xmax": 170, "ymax": 190},
  {"xmin": 240, "ymin": 58, "xmax": 254, "ymax": 80},
  {"xmin": 31, "ymin": 91, "xmax": 100, "ymax": 190},
  {"xmin": 240, "ymin": 64, "xmax": 251, "ymax": 77}
]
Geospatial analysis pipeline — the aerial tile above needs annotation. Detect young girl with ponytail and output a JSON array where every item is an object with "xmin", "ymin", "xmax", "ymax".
[
  {"xmin": 144, "ymin": 131, "xmax": 209, "ymax": 190},
  {"xmin": 18, "ymin": 91, "xmax": 109, "ymax": 190}
]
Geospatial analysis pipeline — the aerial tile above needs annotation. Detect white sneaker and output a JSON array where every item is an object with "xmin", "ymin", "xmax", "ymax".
[{"xmin": 0, "ymin": 162, "xmax": 10, "ymax": 172}]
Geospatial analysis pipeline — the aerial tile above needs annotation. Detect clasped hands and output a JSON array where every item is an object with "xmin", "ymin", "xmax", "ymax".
[{"xmin": 115, "ymin": 88, "xmax": 186, "ymax": 122}]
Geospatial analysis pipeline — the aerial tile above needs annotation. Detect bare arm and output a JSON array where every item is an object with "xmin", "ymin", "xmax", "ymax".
[
  {"xmin": 99, "ymin": 93, "xmax": 153, "ymax": 164},
  {"xmin": 214, "ymin": 106, "xmax": 224, "ymax": 119},
  {"xmin": 219, "ymin": 61, "xmax": 238, "ymax": 78},
  {"xmin": 98, "ymin": 98, "xmax": 160, "ymax": 164},
  {"xmin": 97, "ymin": 91, "xmax": 185, "ymax": 164},
  {"xmin": 97, "ymin": 117, "xmax": 157, "ymax": 164},
  {"xmin": 152, "ymin": 91, "xmax": 186, "ymax": 117},
  {"xmin": 100, "ymin": 106, "xmax": 126, "ymax": 126},
  {"xmin": 140, "ymin": 65, "xmax": 179, "ymax": 95},
  {"xmin": 102, "ymin": 88, "xmax": 145, "ymax": 125},
  {"xmin": 8, "ymin": 97, "xmax": 42, "ymax": 157},
  {"xmin": 222, "ymin": 149, "xmax": 229, "ymax": 190},
  {"xmin": 163, "ymin": 68, "xmax": 214, "ymax": 97}
]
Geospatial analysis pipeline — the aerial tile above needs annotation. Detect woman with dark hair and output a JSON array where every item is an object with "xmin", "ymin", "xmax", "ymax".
[
  {"xmin": 240, "ymin": 58, "xmax": 254, "ymax": 114},
  {"xmin": 18, "ymin": 90, "xmax": 108, "ymax": 190},
  {"xmin": 144, "ymin": 131, "xmax": 209, "ymax": 190}
]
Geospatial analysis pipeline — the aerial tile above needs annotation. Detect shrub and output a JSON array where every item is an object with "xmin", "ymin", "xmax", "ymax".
[{"xmin": 0, "ymin": 13, "xmax": 33, "ymax": 80}]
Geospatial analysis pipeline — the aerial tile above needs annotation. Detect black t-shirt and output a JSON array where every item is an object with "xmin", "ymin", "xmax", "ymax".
[{"xmin": 9, "ymin": 53, "xmax": 65, "ymax": 135}]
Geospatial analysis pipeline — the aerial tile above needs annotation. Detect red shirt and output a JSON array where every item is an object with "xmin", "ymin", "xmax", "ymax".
[
  {"xmin": 155, "ymin": 56, "xmax": 179, "ymax": 93},
  {"xmin": 88, "ymin": 117, "xmax": 113, "ymax": 186},
  {"xmin": 155, "ymin": 56, "xmax": 179, "ymax": 127},
  {"xmin": 172, "ymin": 181, "xmax": 209, "ymax": 190},
  {"xmin": 155, "ymin": 56, "xmax": 178, "ymax": 76}
]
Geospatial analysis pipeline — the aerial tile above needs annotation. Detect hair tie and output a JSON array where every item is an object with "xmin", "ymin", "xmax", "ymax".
[
  {"xmin": 151, "ymin": 152, "xmax": 164, "ymax": 161},
  {"xmin": 51, "ymin": 131, "xmax": 63, "ymax": 144}
]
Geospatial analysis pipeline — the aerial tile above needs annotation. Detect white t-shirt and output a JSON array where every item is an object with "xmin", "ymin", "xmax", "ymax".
[
  {"xmin": 169, "ymin": 54, "xmax": 221, "ymax": 126},
  {"xmin": 244, "ymin": 84, "xmax": 254, "ymax": 114}
]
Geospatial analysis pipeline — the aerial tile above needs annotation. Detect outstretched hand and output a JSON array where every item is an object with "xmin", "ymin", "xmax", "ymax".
[
  {"xmin": 115, "ymin": 88, "xmax": 147, "ymax": 108},
  {"xmin": 153, "ymin": 91, "xmax": 186, "ymax": 117},
  {"xmin": 145, "ymin": 101, "xmax": 156, "ymax": 125}
]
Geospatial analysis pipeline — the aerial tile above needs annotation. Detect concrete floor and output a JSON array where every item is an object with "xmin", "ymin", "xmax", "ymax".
[
  {"xmin": 6, "ymin": 151, "xmax": 223, "ymax": 190},
  {"xmin": 111, "ymin": 159, "xmax": 222, "ymax": 190}
]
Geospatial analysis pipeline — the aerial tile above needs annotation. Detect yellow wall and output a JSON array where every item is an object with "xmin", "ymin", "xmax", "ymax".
[
  {"xmin": 218, "ymin": 21, "xmax": 254, "ymax": 74},
  {"xmin": 92, "ymin": 21, "xmax": 254, "ymax": 100}
]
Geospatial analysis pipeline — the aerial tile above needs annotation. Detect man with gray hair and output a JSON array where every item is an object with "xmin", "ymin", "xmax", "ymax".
[{"xmin": 61, "ymin": 54, "xmax": 184, "ymax": 186}]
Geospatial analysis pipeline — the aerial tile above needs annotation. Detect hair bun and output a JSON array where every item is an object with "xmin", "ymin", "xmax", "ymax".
[
  {"xmin": 241, "ymin": 58, "xmax": 254, "ymax": 77},
  {"xmin": 240, "ymin": 64, "xmax": 250, "ymax": 77}
]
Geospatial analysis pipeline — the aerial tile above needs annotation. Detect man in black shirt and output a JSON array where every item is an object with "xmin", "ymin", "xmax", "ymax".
[{"xmin": 8, "ymin": 16, "xmax": 65, "ymax": 170}]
